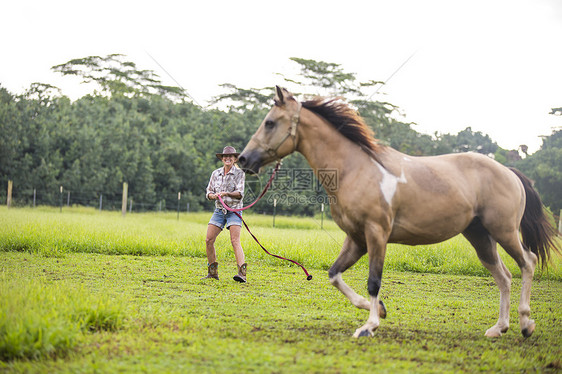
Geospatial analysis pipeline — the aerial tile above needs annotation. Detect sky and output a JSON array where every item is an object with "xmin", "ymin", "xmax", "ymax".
[{"xmin": 2, "ymin": 0, "xmax": 561, "ymax": 153}]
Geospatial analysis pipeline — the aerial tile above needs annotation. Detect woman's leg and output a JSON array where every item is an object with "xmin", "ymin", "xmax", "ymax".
[
  {"xmin": 205, "ymin": 224, "xmax": 222, "ymax": 264},
  {"xmin": 229, "ymin": 225, "xmax": 245, "ymax": 266}
]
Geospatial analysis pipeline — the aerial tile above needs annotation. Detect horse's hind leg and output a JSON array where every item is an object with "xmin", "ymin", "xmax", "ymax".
[
  {"xmin": 328, "ymin": 236, "xmax": 371, "ymax": 310},
  {"xmin": 496, "ymin": 233, "xmax": 538, "ymax": 338},
  {"xmin": 463, "ymin": 218, "xmax": 512, "ymax": 337}
]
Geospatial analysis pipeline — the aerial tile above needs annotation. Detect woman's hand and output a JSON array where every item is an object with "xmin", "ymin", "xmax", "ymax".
[
  {"xmin": 209, "ymin": 192, "xmax": 228, "ymax": 200},
  {"xmin": 210, "ymin": 192, "xmax": 239, "ymax": 200}
]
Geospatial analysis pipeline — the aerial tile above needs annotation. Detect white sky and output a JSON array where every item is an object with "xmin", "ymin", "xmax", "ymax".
[{"xmin": 2, "ymin": 0, "xmax": 561, "ymax": 153}]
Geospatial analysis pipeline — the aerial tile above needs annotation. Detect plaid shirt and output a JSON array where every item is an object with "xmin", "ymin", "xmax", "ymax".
[{"xmin": 206, "ymin": 165, "xmax": 245, "ymax": 210}]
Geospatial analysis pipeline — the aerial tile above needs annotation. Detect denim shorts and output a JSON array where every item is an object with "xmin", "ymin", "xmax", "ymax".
[{"xmin": 208, "ymin": 208, "xmax": 242, "ymax": 230}]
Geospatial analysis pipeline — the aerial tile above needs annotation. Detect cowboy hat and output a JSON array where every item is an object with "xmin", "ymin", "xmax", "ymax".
[{"xmin": 216, "ymin": 146, "xmax": 240, "ymax": 160}]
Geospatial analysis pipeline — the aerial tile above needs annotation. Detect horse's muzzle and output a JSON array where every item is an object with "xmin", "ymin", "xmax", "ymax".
[{"xmin": 238, "ymin": 151, "xmax": 261, "ymax": 175}]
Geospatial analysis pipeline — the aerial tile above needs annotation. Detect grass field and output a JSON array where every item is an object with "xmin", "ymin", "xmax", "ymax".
[{"xmin": 1, "ymin": 207, "xmax": 561, "ymax": 372}]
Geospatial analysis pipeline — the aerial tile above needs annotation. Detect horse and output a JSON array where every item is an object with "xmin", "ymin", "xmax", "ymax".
[{"xmin": 238, "ymin": 86, "xmax": 561, "ymax": 338}]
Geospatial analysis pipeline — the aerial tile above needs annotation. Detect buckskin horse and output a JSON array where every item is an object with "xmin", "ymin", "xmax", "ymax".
[{"xmin": 238, "ymin": 86, "xmax": 561, "ymax": 338}]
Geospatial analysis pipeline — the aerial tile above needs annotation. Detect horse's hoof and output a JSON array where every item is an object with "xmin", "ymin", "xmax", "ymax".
[
  {"xmin": 353, "ymin": 324, "xmax": 376, "ymax": 338},
  {"xmin": 522, "ymin": 320, "xmax": 535, "ymax": 338},
  {"xmin": 484, "ymin": 326, "xmax": 503, "ymax": 338},
  {"xmin": 379, "ymin": 300, "xmax": 387, "ymax": 319},
  {"xmin": 357, "ymin": 329, "xmax": 372, "ymax": 338}
]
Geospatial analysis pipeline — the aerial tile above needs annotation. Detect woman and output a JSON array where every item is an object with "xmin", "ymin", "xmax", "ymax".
[{"xmin": 203, "ymin": 146, "xmax": 247, "ymax": 282}]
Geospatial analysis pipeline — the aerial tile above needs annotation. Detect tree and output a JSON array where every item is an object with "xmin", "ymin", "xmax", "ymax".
[
  {"xmin": 0, "ymin": 84, "xmax": 68, "ymax": 205},
  {"xmin": 549, "ymin": 107, "xmax": 562, "ymax": 116},
  {"xmin": 210, "ymin": 84, "xmax": 273, "ymax": 112},
  {"xmin": 4, "ymin": 54, "xmax": 556, "ymax": 217},
  {"xmin": 516, "ymin": 129, "xmax": 562, "ymax": 213},
  {"xmin": 453, "ymin": 127, "xmax": 499, "ymax": 155},
  {"xmin": 52, "ymin": 54, "xmax": 188, "ymax": 101},
  {"xmin": 280, "ymin": 57, "xmax": 367, "ymax": 97}
]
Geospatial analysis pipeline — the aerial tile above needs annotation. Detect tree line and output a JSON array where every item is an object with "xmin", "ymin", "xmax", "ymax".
[{"xmin": 1, "ymin": 55, "xmax": 560, "ymax": 216}]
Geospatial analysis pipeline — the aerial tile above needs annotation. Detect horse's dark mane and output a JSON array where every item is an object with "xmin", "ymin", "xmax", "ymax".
[{"xmin": 301, "ymin": 97, "xmax": 381, "ymax": 154}]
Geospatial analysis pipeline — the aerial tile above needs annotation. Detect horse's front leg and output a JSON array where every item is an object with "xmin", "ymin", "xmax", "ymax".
[
  {"xmin": 353, "ymin": 226, "xmax": 388, "ymax": 338},
  {"xmin": 328, "ymin": 236, "xmax": 370, "ymax": 310},
  {"xmin": 329, "ymin": 236, "xmax": 387, "ymax": 318}
]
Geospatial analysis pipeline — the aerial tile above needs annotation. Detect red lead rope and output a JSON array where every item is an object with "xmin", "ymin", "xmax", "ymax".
[{"xmin": 216, "ymin": 162, "xmax": 313, "ymax": 281}]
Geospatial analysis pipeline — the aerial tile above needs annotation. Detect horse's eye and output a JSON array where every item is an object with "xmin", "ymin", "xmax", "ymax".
[{"xmin": 265, "ymin": 120, "xmax": 275, "ymax": 129}]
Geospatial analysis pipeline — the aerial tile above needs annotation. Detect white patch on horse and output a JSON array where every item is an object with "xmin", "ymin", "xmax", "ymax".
[
  {"xmin": 373, "ymin": 161, "xmax": 407, "ymax": 205},
  {"xmin": 398, "ymin": 170, "xmax": 407, "ymax": 183},
  {"xmin": 403, "ymin": 156, "xmax": 412, "ymax": 162},
  {"xmin": 330, "ymin": 273, "xmax": 370, "ymax": 310}
]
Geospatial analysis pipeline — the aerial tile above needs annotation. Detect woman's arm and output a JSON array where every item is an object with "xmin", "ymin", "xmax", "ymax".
[{"xmin": 206, "ymin": 171, "xmax": 217, "ymax": 200}]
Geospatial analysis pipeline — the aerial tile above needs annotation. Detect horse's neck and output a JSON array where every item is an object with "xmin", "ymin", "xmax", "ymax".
[{"xmin": 296, "ymin": 110, "xmax": 366, "ymax": 188}]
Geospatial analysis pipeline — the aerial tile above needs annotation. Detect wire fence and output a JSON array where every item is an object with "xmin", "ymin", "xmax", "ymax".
[
  {"xmin": 2, "ymin": 185, "xmax": 334, "ymax": 217},
  {"xmin": 2, "ymin": 172, "xmax": 339, "ymax": 216},
  {"xmin": 6, "ymin": 184, "xmax": 559, "ymax": 234},
  {"xmin": 2, "ymin": 182, "xmax": 339, "ymax": 233},
  {"xmin": 3, "ymin": 187, "xmax": 199, "ymax": 213}
]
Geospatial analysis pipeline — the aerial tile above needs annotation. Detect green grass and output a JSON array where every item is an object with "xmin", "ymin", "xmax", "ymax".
[
  {"xmin": 1, "ymin": 206, "xmax": 560, "ymax": 280},
  {"xmin": 0, "ymin": 252, "xmax": 560, "ymax": 373},
  {"xmin": 0, "ymin": 270, "xmax": 126, "ymax": 361},
  {"xmin": 0, "ymin": 207, "xmax": 561, "ymax": 372}
]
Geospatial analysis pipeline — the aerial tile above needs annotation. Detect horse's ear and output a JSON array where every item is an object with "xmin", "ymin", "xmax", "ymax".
[
  {"xmin": 275, "ymin": 86, "xmax": 295, "ymax": 106},
  {"xmin": 282, "ymin": 87, "xmax": 294, "ymax": 100},
  {"xmin": 275, "ymin": 85, "xmax": 285, "ymax": 105}
]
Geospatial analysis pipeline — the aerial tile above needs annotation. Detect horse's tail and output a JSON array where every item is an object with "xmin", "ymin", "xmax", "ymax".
[{"xmin": 510, "ymin": 167, "xmax": 561, "ymax": 270}]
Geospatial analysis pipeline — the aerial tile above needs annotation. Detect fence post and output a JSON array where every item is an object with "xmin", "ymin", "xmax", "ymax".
[
  {"xmin": 273, "ymin": 198, "xmax": 277, "ymax": 228},
  {"xmin": 321, "ymin": 203, "xmax": 324, "ymax": 229},
  {"xmin": 121, "ymin": 182, "xmax": 128, "ymax": 217},
  {"xmin": 59, "ymin": 186, "xmax": 63, "ymax": 213},
  {"xmin": 7, "ymin": 180, "xmax": 12, "ymax": 208},
  {"xmin": 559, "ymin": 209, "xmax": 562, "ymax": 235},
  {"xmin": 129, "ymin": 198, "xmax": 133, "ymax": 213},
  {"xmin": 67, "ymin": 191, "xmax": 70, "ymax": 207},
  {"xmin": 33, "ymin": 188, "xmax": 36, "ymax": 208},
  {"xmin": 99, "ymin": 194, "xmax": 103, "ymax": 212},
  {"xmin": 177, "ymin": 192, "xmax": 181, "ymax": 220}
]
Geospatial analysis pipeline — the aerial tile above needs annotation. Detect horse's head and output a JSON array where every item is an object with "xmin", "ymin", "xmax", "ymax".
[{"xmin": 238, "ymin": 86, "xmax": 301, "ymax": 174}]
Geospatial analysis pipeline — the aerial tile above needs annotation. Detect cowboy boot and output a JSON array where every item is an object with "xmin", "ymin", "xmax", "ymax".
[
  {"xmin": 201, "ymin": 262, "xmax": 219, "ymax": 280},
  {"xmin": 233, "ymin": 263, "xmax": 247, "ymax": 283}
]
